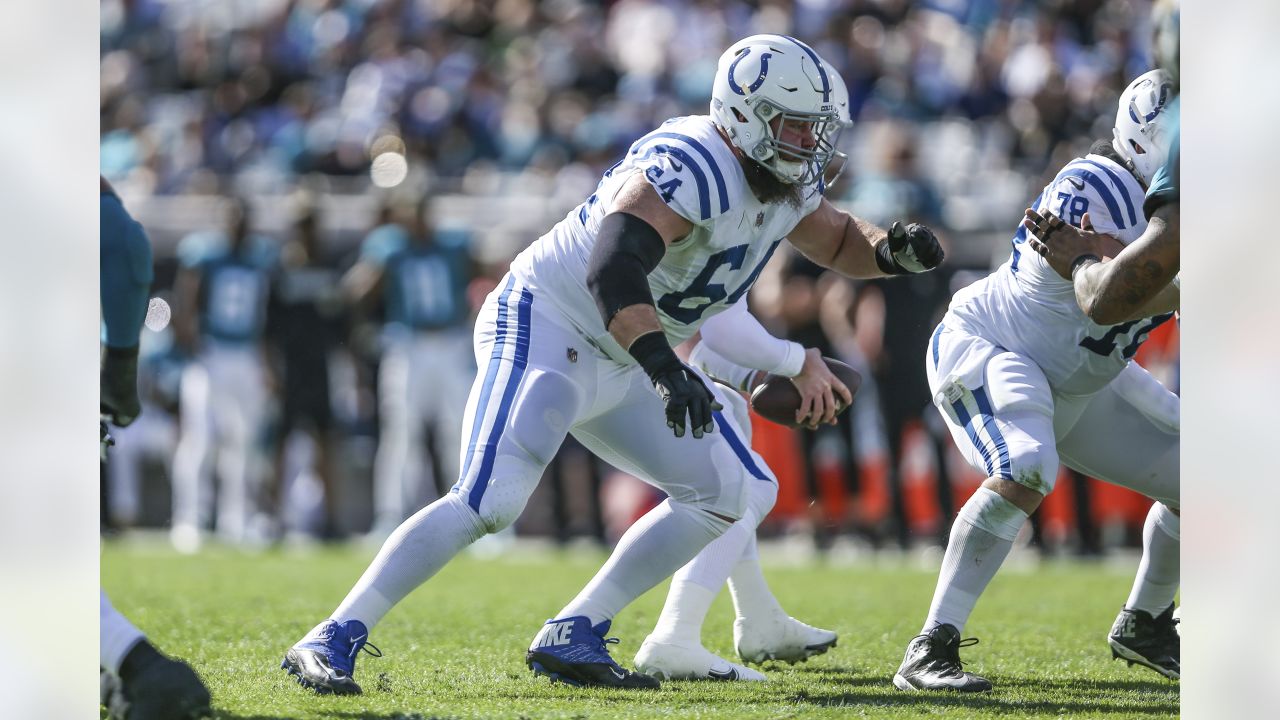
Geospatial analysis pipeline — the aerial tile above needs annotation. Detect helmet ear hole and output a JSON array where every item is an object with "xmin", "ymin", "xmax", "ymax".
[
  {"xmin": 1128, "ymin": 138, "xmax": 1147, "ymax": 155},
  {"xmin": 732, "ymin": 108, "xmax": 749, "ymax": 124}
]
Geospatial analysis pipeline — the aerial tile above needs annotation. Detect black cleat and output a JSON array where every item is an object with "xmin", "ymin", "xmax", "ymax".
[
  {"xmin": 1108, "ymin": 604, "xmax": 1180, "ymax": 680},
  {"xmin": 893, "ymin": 624, "xmax": 993, "ymax": 692},
  {"xmin": 102, "ymin": 640, "xmax": 212, "ymax": 720},
  {"xmin": 281, "ymin": 619, "xmax": 381, "ymax": 695},
  {"xmin": 526, "ymin": 616, "xmax": 660, "ymax": 689}
]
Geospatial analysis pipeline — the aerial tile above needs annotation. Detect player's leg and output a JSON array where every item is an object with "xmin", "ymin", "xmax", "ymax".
[
  {"xmin": 210, "ymin": 347, "xmax": 267, "ymax": 544},
  {"xmin": 895, "ymin": 330, "xmax": 1059, "ymax": 692},
  {"xmin": 169, "ymin": 358, "xmax": 213, "ymax": 553},
  {"xmin": 282, "ymin": 278, "xmax": 584, "ymax": 694},
  {"xmin": 369, "ymin": 336, "xmax": 415, "ymax": 538},
  {"xmin": 1056, "ymin": 364, "xmax": 1180, "ymax": 679},
  {"xmin": 526, "ymin": 369, "xmax": 748, "ymax": 688},
  {"xmin": 100, "ymin": 591, "xmax": 210, "ymax": 720},
  {"xmin": 634, "ymin": 391, "xmax": 833, "ymax": 680}
]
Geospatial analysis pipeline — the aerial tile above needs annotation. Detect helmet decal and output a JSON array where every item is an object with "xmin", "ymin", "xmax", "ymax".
[
  {"xmin": 782, "ymin": 35, "xmax": 829, "ymax": 103},
  {"xmin": 728, "ymin": 49, "xmax": 772, "ymax": 96},
  {"xmin": 1128, "ymin": 79, "xmax": 1172, "ymax": 125}
]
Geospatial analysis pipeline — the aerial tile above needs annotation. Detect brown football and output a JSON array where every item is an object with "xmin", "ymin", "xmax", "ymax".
[{"xmin": 749, "ymin": 357, "xmax": 863, "ymax": 428}]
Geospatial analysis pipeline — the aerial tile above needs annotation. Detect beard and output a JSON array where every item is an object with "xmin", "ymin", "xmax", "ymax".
[{"xmin": 739, "ymin": 155, "xmax": 805, "ymax": 209}]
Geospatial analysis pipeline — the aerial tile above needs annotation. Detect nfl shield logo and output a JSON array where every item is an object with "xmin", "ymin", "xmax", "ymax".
[
  {"xmin": 567, "ymin": 347, "xmax": 578, "ymax": 363},
  {"xmin": 754, "ymin": 212, "xmax": 764, "ymax": 227}
]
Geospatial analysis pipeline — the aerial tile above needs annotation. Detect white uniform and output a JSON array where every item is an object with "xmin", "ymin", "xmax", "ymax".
[
  {"xmin": 928, "ymin": 153, "xmax": 1178, "ymax": 506},
  {"xmin": 452, "ymin": 115, "xmax": 822, "ymax": 530}
]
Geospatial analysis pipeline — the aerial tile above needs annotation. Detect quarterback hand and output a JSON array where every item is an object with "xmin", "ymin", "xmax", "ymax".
[
  {"xmin": 651, "ymin": 364, "xmax": 724, "ymax": 439},
  {"xmin": 1023, "ymin": 210, "xmax": 1125, "ymax": 280},
  {"xmin": 878, "ymin": 222, "xmax": 945, "ymax": 274},
  {"xmin": 791, "ymin": 348, "xmax": 852, "ymax": 429},
  {"xmin": 101, "ymin": 345, "xmax": 141, "ymax": 427}
]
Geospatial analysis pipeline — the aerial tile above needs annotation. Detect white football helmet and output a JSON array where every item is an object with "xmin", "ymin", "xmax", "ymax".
[
  {"xmin": 1112, "ymin": 69, "xmax": 1176, "ymax": 187},
  {"xmin": 711, "ymin": 34, "xmax": 844, "ymax": 187}
]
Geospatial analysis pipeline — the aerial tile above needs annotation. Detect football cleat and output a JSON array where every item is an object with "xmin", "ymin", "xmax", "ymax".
[
  {"xmin": 281, "ymin": 619, "xmax": 381, "ymax": 695},
  {"xmin": 526, "ymin": 616, "xmax": 660, "ymax": 689},
  {"xmin": 1108, "ymin": 604, "xmax": 1180, "ymax": 680},
  {"xmin": 734, "ymin": 614, "xmax": 838, "ymax": 664},
  {"xmin": 101, "ymin": 640, "xmax": 212, "ymax": 720},
  {"xmin": 634, "ymin": 635, "xmax": 766, "ymax": 681},
  {"xmin": 893, "ymin": 624, "xmax": 992, "ymax": 692}
]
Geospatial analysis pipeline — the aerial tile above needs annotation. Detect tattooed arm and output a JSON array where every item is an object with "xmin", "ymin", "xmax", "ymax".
[{"xmin": 1070, "ymin": 204, "xmax": 1180, "ymax": 324}]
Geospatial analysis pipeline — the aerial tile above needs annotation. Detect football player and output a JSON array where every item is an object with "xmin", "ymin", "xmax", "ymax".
[
  {"xmin": 634, "ymin": 70, "xmax": 857, "ymax": 682},
  {"xmin": 342, "ymin": 197, "xmax": 476, "ymax": 539},
  {"xmin": 893, "ymin": 70, "xmax": 1180, "ymax": 693},
  {"xmin": 169, "ymin": 198, "xmax": 275, "ymax": 551},
  {"xmin": 281, "ymin": 34, "xmax": 942, "ymax": 693},
  {"xmin": 100, "ymin": 177, "xmax": 212, "ymax": 719}
]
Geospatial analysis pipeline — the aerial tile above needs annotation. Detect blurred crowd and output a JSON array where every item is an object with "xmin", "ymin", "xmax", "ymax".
[{"xmin": 101, "ymin": 0, "xmax": 1178, "ymax": 555}]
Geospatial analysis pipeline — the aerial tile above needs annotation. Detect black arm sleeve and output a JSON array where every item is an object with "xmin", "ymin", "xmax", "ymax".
[{"xmin": 585, "ymin": 212, "xmax": 667, "ymax": 328}]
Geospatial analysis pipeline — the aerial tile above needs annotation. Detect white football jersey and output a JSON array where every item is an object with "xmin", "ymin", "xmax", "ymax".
[
  {"xmin": 943, "ymin": 152, "xmax": 1175, "ymax": 396},
  {"xmin": 510, "ymin": 115, "xmax": 823, "ymax": 363}
]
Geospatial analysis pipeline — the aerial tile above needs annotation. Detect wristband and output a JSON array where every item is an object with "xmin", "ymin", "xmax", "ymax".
[
  {"xmin": 873, "ymin": 238, "xmax": 905, "ymax": 275},
  {"xmin": 1070, "ymin": 254, "xmax": 1101, "ymax": 280},
  {"xmin": 627, "ymin": 331, "xmax": 682, "ymax": 382}
]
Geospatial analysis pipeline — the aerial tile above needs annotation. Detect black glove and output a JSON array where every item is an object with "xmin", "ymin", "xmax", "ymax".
[
  {"xmin": 875, "ymin": 221, "xmax": 945, "ymax": 274},
  {"xmin": 628, "ymin": 332, "xmax": 723, "ymax": 439},
  {"xmin": 101, "ymin": 345, "xmax": 141, "ymax": 427}
]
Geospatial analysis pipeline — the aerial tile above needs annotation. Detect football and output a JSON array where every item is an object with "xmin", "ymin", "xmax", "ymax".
[{"xmin": 749, "ymin": 357, "xmax": 862, "ymax": 428}]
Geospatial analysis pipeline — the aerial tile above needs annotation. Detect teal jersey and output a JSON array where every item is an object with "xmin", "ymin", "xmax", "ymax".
[
  {"xmin": 1143, "ymin": 97, "xmax": 1179, "ymax": 219},
  {"xmin": 178, "ymin": 232, "xmax": 276, "ymax": 343},
  {"xmin": 360, "ymin": 224, "xmax": 471, "ymax": 330}
]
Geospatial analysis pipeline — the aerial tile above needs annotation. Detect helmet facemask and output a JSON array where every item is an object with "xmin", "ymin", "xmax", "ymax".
[{"xmin": 748, "ymin": 101, "xmax": 843, "ymax": 186}]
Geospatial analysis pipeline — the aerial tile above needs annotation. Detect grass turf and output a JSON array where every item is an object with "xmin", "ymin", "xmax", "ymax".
[{"xmin": 102, "ymin": 541, "xmax": 1178, "ymax": 719}]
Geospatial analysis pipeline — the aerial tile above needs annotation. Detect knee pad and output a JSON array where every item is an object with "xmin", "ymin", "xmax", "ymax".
[
  {"xmin": 471, "ymin": 449, "xmax": 543, "ymax": 533},
  {"xmin": 744, "ymin": 478, "xmax": 779, "ymax": 524}
]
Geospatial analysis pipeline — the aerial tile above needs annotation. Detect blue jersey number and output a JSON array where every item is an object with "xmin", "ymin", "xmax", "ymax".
[
  {"xmin": 645, "ymin": 165, "xmax": 684, "ymax": 204},
  {"xmin": 1078, "ymin": 313, "xmax": 1174, "ymax": 359},
  {"xmin": 657, "ymin": 245, "xmax": 747, "ymax": 324},
  {"xmin": 1055, "ymin": 192, "xmax": 1090, "ymax": 227},
  {"xmin": 657, "ymin": 241, "xmax": 781, "ymax": 325}
]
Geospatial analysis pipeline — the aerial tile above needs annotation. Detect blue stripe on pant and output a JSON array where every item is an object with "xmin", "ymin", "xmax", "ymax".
[
  {"xmin": 452, "ymin": 279, "xmax": 535, "ymax": 512},
  {"xmin": 712, "ymin": 410, "xmax": 771, "ymax": 482},
  {"xmin": 950, "ymin": 388, "xmax": 1012, "ymax": 480}
]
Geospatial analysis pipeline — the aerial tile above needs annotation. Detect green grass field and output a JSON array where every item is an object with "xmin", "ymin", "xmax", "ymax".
[{"xmin": 102, "ymin": 541, "xmax": 1178, "ymax": 719}]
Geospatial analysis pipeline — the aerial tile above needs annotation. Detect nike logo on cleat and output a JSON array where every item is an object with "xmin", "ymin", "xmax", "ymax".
[
  {"xmin": 707, "ymin": 668, "xmax": 738, "ymax": 680},
  {"xmin": 609, "ymin": 666, "xmax": 628, "ymax": 680}
]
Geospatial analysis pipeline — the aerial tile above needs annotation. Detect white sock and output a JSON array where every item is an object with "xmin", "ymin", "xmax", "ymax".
[
  {"xmin": 101, "ymin": 591, "xmax": 145, "ymax": 674},
  {"xmin": 727, "ymin": 533, "xmax": 786, "ymax": 623},
  {"xmin": 1126, "ymin": 503, "xmax": 1180, "ymax": 614},
  {"xmin": 923, "ymin": 487, "xmax": 1028, "ymax": 634},
  {"xmin": 332, "ymin": 493, "xmax": 487, "ymax": 628},
  {"xmin": 557, "ymin": 499, "xmax": 732, "ymax": 626},
  {"xmin": 650, "ymin": 508, "xmax": 759, "ymax": 643}
]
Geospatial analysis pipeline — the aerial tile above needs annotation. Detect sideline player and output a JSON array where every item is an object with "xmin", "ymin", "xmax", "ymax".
[
  {"xmin": 169, "ymin": 198, "xmax": 275, "ymax": 551},
  {"xmin": 342, "ymin": 197, "xmax": 476, "ymax": 538},
  {"xmin": 100, "ymin": 177, "xmax": 211, "ymax": 719},
  {"xmin": 892, "ymin": 70, "xmax": 1180, "ymax": 693},
  {"xmin": 281, "ymin": 34, "xmax": 942, "ymax": 693}
]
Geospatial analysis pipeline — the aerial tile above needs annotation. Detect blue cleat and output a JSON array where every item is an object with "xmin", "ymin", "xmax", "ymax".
[
  {"xmin": 526, "ymin": 616, "xmax": 660, "ymax": 689},
  {"xmin": 281, "ymin": 619, "xmax": 381, "ymax": 695}
]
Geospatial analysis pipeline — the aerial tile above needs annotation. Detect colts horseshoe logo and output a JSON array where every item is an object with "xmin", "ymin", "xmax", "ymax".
[{"xmin": 728, "ymin": 48, "xmax": 772, "ymax": 96}]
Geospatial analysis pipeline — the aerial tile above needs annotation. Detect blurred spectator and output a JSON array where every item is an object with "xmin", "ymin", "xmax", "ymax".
[
  {"xmin": 169, "ymin": 198, "xmax": 276, "ymax": 552},
  {"xmin": 265, "ymin": 194, "xmax": 348, "ymax": 540},
  {"xmin": 343, "ymin": 196, "xmax": 476, "ymax": 538},
  {"xmin": 849, "ymin": 124, "xmax": 956, "ymax": 548}
]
